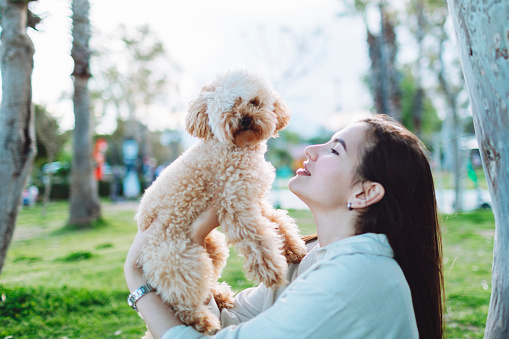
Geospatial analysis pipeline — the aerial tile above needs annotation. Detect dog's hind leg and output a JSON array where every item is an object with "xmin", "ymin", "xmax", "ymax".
[
  {"xmin": 259, "ymin": 201, "xmax": 307, "ymax": 264},
  {"xmin": 204, "ymin": 229, "xmax": 229, "ymax": 281},
  {"xmin": 204, "ymin": 230, "xmax": 235, "ymax": 309},
  {"xmin": 140, "ymin": 229, "xmax": 221, "ymax": 333}
]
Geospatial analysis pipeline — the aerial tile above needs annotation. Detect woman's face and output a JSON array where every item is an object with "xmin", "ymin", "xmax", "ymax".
[{"xmin": 289, "ymin": 122, "xmax": 370, "ymax": 210}]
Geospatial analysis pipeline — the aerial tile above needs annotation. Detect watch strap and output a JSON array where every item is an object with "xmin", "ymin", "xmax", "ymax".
[{"xmin": 127, "ymin": 283, "xmax": 155, "ymax": 311}]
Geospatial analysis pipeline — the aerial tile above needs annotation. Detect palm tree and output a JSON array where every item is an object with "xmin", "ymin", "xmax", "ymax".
[{"xmin": 68, "ymin": 0, "xmax": 101, "ymax": 226}]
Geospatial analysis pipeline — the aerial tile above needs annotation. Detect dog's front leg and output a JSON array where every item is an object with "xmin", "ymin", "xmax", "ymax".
[
  {"xmin": 218, "ymin": 198, "xmax": 288, "ymax": 288},
  {"xmin": 259, "ymin": 201, "xmax": 307, "ymax": 264}
]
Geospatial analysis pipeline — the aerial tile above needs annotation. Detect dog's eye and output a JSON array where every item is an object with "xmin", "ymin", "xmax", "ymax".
[{"xmin": 249, "ymin": 98, "xmax": 260, "ymax": 107}]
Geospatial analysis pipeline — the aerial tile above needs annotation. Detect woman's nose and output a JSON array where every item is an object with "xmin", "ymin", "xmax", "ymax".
[{"xmin": 305, "ymin": 144, "xmax": 318, "ymax": 161}]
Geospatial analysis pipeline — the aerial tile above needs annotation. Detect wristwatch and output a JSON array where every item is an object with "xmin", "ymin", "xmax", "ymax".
[{"xmin": 127, "ymin": 283, "xmax": 155, "ymax": 311}]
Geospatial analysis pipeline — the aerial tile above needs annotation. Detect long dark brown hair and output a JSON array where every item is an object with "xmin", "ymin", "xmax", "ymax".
[
  {"xmin": 356, "ymin": 115, "xmax": 444, "ymax": 338},
  {"xmin": 303, "ymin": 115, "xmax": 444, "ymax": 338}
]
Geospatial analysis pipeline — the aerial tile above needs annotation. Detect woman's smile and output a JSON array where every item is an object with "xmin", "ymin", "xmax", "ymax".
[{"xmin": 296, "ymin": 163, "xmax": 311, "ymax": 176}]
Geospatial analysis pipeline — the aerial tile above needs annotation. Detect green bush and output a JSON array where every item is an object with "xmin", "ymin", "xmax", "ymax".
[{"xmin": 37, "ymin": 181, "xmax": 117, "ymax": 201}]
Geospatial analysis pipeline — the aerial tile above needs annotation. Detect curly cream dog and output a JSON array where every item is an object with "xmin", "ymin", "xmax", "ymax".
[{"xmin": 135, "ymin": 70, "xmax": 307, "ymax": 333}]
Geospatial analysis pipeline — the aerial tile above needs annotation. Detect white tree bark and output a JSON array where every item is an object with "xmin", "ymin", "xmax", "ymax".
[
  {"xmin": 69, "ymin": 0, "xmax": 100, "ymax": 225},
  {"xmin": 0, "ymin": 0, "xmax": 37, "ymax": 273},
  {"xmin": 447, "ymin": 0, "xmax": 509, "ymax": 337}
]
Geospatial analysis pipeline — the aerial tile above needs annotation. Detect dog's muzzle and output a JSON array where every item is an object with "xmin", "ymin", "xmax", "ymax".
[{"xmin": 241, "ymin": 116, "xmax": 252, "ymax": 129}]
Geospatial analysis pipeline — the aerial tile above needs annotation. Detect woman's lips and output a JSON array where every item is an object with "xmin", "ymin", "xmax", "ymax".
[{"xmin": 296, "ymin": 165, "xmax": 311, "ymax": 176}]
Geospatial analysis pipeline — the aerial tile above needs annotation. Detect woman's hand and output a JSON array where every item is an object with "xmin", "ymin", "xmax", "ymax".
[
  {"xmin": 190, "ymin": 206, "xmax": 220, "ymax": 247},
  {"xmin": 124, "ymin": 229, "xmax": 150, "ymax": 292}
]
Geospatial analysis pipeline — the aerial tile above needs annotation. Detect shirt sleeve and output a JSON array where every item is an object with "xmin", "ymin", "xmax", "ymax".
[
  {"xmin": 162, "ymin": 253, "xmax": 417, "ymax": 339},
  {"xmin": 214, "ymin": 240, "xmax": 318, "ymax": 327}
]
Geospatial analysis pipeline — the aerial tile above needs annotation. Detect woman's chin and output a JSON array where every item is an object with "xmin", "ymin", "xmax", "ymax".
[
  {"xmin": 288, "ymin": 178, "xmax": 304, "ymax": 199},
  {"xmin": 288, "ymin": 176, "xmax": 298, "ymax": 192}
]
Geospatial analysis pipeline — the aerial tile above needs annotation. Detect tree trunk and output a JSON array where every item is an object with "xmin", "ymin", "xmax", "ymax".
[
  {"xmin": 412, "ymin": 0, "xmax": 425, "ymax": 136},
  {"xmin": 448, "ymin": 0, "xmax": 509, "ymax": 337},
  {"xmin": 68, "ymin": 0, "xmax": 100, "ymax": 226},
  {"xmin": 366, "ymin": 4, "xmax": 402, "ymax": 121},
  {"xmin": 41, "ymin": 154, "xmax": 54, "ymax": 218},
  {"xmin": 0, "ymin": 0, "xmax": 37, "ymax": 273},
  {"xmin": 436, "ymin": 30, "xmax": 463, "ymax": 212}
]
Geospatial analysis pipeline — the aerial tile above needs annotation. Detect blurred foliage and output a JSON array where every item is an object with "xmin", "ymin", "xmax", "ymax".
[
  {"xmin": 94, "ymin": 118, "xmax": 181, "ymax": 168},
  {"xmin": 33, "ymin": 105, "xmax": 70, "ymax": 170},
  {"xmin": 400, "ymin": 64, "xmax": 441, "ymax": 145}
]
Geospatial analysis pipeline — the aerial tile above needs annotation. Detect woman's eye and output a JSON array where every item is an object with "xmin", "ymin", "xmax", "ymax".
[{"xmin": 331, "ymin": 148, "xmax": 339, "ymax": 155}]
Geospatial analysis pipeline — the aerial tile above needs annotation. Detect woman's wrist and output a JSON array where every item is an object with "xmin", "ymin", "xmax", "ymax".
[{"xmin": 125, "ymin": 260, "xmax": 146, "ymax": 293}]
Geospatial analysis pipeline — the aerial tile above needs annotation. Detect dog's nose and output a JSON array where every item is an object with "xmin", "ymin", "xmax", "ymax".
[{"xmin": 241, "ymin": 116, "xmax": 252, "ymax": 129}]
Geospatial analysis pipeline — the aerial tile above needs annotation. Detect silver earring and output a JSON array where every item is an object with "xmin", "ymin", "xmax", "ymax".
[{"xmin": 347, "ymin": 203, "xmax": 353, "ymax": 211}]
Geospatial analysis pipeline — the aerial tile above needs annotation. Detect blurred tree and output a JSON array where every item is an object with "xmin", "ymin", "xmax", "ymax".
[
  {"xmin": 34, "ymin": 105, "xmax": 69, "ymax": 216},
  {"xmin": 366, "ymin": 4, "xmax": 402, "ymax": 120},
  {"xmin": 92, "ymin": 25, "xmax": 179, "ymax": 161},
  {"xmin": 448, "ymin": 0, "xmax": 509, "ymax": 337},
  {"xmin": 68, "ymin": 0, "xmax": 101, "ymax": 226},
  {"xmin": 340, "ymin": 0, "xmax": 402, "ymax": 120},
  {"xmin": 420, "ymin": 0, "xmax": 468, "ymax": 212},
  {"xmin": 403, "ymin": 0, "xmax": 427, "ymax": 135},
  {"xmin": 0, "ymin": 0, "xmax": 38, "ymax": 273},
  {"xmin": 399, "ymin": 64, "xmax": 441, "ymax": 147}
]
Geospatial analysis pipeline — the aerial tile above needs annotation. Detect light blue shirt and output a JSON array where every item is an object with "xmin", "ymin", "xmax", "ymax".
[{"xmin": 162, "ymin": 233, "xmax": 418, "ymax": 339}]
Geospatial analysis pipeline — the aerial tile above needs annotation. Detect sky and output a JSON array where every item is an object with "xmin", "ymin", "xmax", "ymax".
[{"xmin": 27, "ymin": 0, "xmax": 378, "ymax": 138}]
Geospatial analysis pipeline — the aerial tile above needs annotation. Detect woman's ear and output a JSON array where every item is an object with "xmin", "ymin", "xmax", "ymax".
[{"xmin": 350, "ymin": 181, "xmax": 385, "ymax": 210}]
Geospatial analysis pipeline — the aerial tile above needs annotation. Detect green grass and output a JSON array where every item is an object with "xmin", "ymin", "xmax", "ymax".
[
  {"xmin": 442, "ymin": 210, "xmax": 494, "ymax": 338},
  {"xmin": 0, "ymin": 201, "xmax": 495, "ymax": 338},
  {"xmin": 434, "ymin": 168, "xmax": 489, "ymax": 191}
]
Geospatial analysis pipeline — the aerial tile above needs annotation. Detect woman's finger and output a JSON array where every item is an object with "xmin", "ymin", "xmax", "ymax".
[{"xmin": 191, "ymin": 206, "xmax": 220, "ymax": 246}]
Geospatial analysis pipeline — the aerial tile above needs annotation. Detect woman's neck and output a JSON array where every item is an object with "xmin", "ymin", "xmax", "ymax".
[{"xmin": 311, "ymin": 208, "xmax": 356, "ymax": 247}]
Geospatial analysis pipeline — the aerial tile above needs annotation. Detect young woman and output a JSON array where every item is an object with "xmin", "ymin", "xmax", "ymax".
[{"xmin": 125, "ymin": 114, "xmax": 444, "ymax": 338}]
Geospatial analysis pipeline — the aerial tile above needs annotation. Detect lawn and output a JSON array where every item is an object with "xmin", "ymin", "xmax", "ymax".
[{"xmin": 0, "ymin": 200, "xmax": 494, "ymax": 338}]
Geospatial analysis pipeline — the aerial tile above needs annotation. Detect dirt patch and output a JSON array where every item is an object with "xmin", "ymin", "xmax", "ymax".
[
  {"xmin": 479, "ymin": 230, "xmax": 495, "ymax": 238},
  {"xmin": 105, "ymin": 200, "xmax": 140, "ymax": 212},
  {"xmin": 12, "ymin": 225, "xmax": 48, "ymax": 242}
]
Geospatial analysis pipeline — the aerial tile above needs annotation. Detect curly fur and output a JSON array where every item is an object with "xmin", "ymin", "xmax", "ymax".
[{"xmin": 135, "ymin": 70, "xmax": 307, "ymax": 334}]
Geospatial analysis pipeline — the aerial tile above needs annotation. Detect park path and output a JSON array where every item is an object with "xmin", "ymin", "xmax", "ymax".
[
  {"xmin": 270, "ymin": 188, "xmax": 491, "ymax": 214},
  {"xmin": 105, "ymin": 188, "xmax": 492, "ymax": 215}
]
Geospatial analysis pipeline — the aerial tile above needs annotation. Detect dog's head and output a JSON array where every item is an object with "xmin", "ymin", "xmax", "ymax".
[{"xmin": 185, "ymin": 70, "xmax": 290, "ymax": 147}]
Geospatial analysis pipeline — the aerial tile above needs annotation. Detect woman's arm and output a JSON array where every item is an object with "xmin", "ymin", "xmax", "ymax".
[
  {"xmin": 124, "ymin": 230, "xmax": 183, "ymax": 338},
  {"xmin": 124, "ymin": 207, "xmax": 220, "ymax": 337}
]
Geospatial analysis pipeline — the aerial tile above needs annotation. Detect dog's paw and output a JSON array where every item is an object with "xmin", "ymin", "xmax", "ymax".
[
  {"xmin": 211, "ymin": 282, "xmax": 235, "ymax": 309},
  {"xmin": 284, "ymin": 240, "xmax": 308, "ymax": 264},
  {"xmin": 192, "ymin": 309, "xmax": 221, "ymax": 333}
]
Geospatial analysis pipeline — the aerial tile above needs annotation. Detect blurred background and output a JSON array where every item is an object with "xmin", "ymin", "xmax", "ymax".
[
  {"xmin": 21, "ymin": 0, "xmax": 488, "ymax": 214},
  {"xmin": 1, "ymin": 1, "xmax": 497, "ymax": 337}
]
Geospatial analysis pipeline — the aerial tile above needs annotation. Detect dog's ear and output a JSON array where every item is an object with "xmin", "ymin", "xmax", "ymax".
[
  {"xmin": 186, "ymin": 87, "xmax": 213, "ymax": 139},
  {"xmin": 273, "ymin": 97, "xmax": 291, "ymax": 132}
]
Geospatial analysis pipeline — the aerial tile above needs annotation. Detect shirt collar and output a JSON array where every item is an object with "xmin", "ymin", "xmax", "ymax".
[{"xmin": 314, "ymin": 233, "xmax": 394, "ymax": 262}]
